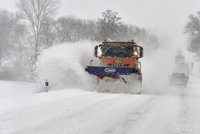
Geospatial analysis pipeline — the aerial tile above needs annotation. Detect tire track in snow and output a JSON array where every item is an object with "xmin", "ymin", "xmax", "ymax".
[
  {"xmin": 12, "ymin": 94, "xmax": 128, "ymax": 134},
  {"xmin": 103, "ymin": 96, "xmax": 158, "ymax": 134},
  {"xmin": 14, "ymin": 95, "xmax": 152, "ymax": 134},
  {"xmin": 169, "ymin": 88, "xmax": 194, "ymax": 134},
  {"xmin": 0, "ymin": 92, "xmax": 121, "ymax": 134},
  {"xmin": 0, "ymin": 92, "xmax": 93, "ymax": 123}
]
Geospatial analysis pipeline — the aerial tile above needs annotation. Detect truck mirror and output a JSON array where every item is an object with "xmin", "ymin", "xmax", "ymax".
[
  {"xmin": 133, "ymin": 46, "xmax": 143, "ymax": 58},
  {"xmin": 139, "ymin": 46, "xmax": 143, "ymax": 58},
  {"xmin": 94, "ymin": 46, "xmax": 98, "ymax": 57}
]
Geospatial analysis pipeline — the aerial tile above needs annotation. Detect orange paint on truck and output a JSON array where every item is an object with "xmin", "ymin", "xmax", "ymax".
[{"xmin": 100, "ymin": 57, "xmax": 137, "ymax": 68}]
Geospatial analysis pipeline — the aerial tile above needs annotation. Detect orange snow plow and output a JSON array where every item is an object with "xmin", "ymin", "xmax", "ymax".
[{"xmin": 85, "ymin": 40, "xmax": 144, "ymax": 93}]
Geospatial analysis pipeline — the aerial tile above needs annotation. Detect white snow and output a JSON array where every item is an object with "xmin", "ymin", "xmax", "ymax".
[
  {"xmin": 173, "ymin": 62, "xmax": 189, "ymax": 75},
  {"xmin": 37, "ymin": 41, "xmax": 97, "ymax": 91},
  {"xmin": 1, "ymin": 41, "xmax": 200, "ymax": 134},
  {"xmin": 1, "ymin": 80, "xmax": 200, "ymax": 134}
]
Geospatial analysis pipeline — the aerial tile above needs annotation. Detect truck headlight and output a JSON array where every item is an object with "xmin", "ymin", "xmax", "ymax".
[
  {"xmin": 97, "ymin": 49, "xmax": 103, "ymax": 57},
  {"xmin": 133, "ymin": 51, "xmax": 138, "ymax": 57}
]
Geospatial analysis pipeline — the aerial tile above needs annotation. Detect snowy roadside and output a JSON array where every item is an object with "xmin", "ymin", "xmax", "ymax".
[
  {"xmin": 0, "ymin": 80, "xmax": 93, "ymax": 115},
  {"xmin": 0, "ymin": 80, "xmax": 124, "ymax": 133}
]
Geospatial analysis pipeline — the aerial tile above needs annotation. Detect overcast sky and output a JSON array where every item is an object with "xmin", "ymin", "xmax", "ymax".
[{"xmin": 0, "ymin": 0, "xmax": 200, "ymax": 45}]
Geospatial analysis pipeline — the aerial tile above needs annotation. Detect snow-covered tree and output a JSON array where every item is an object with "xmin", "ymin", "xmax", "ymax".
[
  {"xmin": 185, "ymin": 12, "xmax": 200, "ymax": 55},
  {"xmin": 0, "ymin": 10, "xmax": 14, "ymax": 65},
  {"xmin": 0, "ymin": 10, "xmax": 30, "ymax": 80},
  {"xmin": 55, "ymin": 16, "xmax": 97, "ymax": 43},
  {"xmin": 16, "ymin": 0, "xmax": 59, "ymax": 80},
  {"xmin": 40, "ymin": 17, "xmax": 57, "ymax": 48},
  {"xmin": 97, "ymin": 9, "xmax": 121, "ymax": 40}
]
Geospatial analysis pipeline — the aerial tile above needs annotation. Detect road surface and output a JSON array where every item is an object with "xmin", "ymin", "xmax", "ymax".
[{"xmin": 0, "ymin": 81, "xmax": 200, "ymax": 134}]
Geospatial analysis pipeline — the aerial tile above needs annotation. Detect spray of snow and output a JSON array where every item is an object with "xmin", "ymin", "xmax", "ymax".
[
  {"xmin": 37, "ymin": 41, "xmax": 98, "ymax": 91},
  {"xmin": 97, "ymin": 74, "xmax": 142, "ymax": 94},
  {"xmin": 142, "ymin": 37, "xmax": 197, "ymax": 93},
  {"xmin": 37, "ymin": 39, "xmax": 200, "ymax": 93},
  {"xmin": 37, "ymin": 40, "xmax": 144, "ymax": 93}
]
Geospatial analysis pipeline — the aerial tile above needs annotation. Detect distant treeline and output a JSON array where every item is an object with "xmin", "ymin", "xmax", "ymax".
[{"xmin": 0, "ymin": 7, "xmax": 160, "ymax": 80}]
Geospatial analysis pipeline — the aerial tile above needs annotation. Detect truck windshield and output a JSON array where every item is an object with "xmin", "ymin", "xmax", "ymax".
[{"xmin": 102, "ymin": 45, "xmax": 133, "ymax": 58}]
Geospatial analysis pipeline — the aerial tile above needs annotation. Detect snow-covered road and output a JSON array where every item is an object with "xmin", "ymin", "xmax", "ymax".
[{"xmin": 0, "ymin": 81, "xmax": 200, "ymax": 134}]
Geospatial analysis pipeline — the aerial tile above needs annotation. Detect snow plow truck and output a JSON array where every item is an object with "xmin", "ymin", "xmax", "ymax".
[
  {"xmin": 85, "ymin": 40, "xmax": 143, "ymax": 94},
  {"xmin": 170, "ymin": 50, "xmax": 189, "ymax": 87}
]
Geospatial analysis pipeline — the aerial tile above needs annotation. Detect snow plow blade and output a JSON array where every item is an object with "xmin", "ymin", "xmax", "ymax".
[{"xmin": 85, "ymin": 66, "xmax": 139, "ymax": 76}]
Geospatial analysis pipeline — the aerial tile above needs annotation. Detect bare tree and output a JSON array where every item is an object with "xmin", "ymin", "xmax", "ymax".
[
  {"xmin": 17, "ymin": 0, "xmax": 59, "ymax": 52},
  {"xmin": 41, "ymin": 17, "xmax": 57, "ymax": 48},
  {"xmin": 55, "ymin": 16, "xmax": 97, "ymax": 43},
  {"xmin": 0, "ymin": 10, "xmax": 13, "ymax": 64},
  {"xmin": 185, "ymin": 12, "xmax": 200, "ymax": 55},
  {"xmin": 97, "ymin": 9, "xmax": 121, "ymax": 40},
  {"xmin": 0, "ymin": 10, "xmax": 30, "ymax": 80},
  {"xmin": 16, "ymin": 0, "xmax": 59, "ymax": 79}
]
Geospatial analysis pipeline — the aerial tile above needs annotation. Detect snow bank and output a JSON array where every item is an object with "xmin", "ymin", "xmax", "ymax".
[
  {"xmin": 37, "ymin": 41, "xmax": 98, "ymax": 91},
  {"xmin": 0, "ymin": 81, "xmax": 36, "ymax": 98}
]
